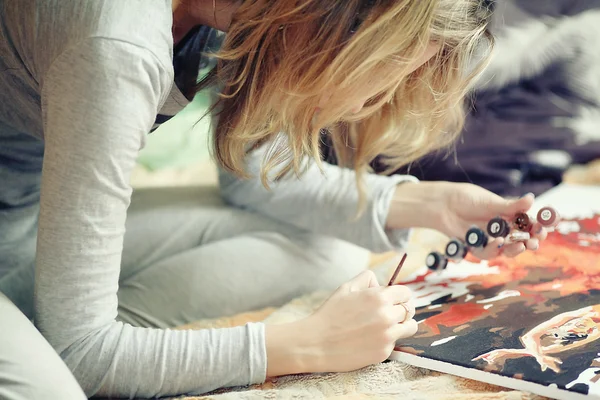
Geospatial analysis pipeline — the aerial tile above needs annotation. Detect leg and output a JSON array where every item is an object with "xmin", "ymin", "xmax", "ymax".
[
  {"xmin": 118, "ymin": 186, "xmax": 370, "ymax": 328},
  {"xmin": 0, "ymin": 292, "xmax": 86, "ymax": 400},
  {"xmin": 0, "ymin": 121, "xmax": 44, "ymax": 318}
]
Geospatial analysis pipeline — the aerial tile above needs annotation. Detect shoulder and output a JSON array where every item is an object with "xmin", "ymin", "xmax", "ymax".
[{"xmin": 30, "ymin": 0, "xmax": 174, "ymax": 81}]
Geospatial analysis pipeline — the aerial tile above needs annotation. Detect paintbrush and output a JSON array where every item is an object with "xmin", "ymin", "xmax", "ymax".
[{"xmin": 387, "ymin": 253, "xmax": 408, "ymax": 286}]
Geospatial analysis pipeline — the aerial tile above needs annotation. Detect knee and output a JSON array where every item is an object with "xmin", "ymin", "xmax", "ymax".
[
  {"xmin": 0, "ymin": 341, "xmax": 86, "ymax": 400},
  {"xmin": 0, "ymin": 337, "xmax": 87, "ymax": 400},
  {"xmin": 0, "ymin": 367, "xmax": 86, "ymax": 400},
  {"xmin": 0, "ymin": 295, "xmax": 86, "ymax": 400}
]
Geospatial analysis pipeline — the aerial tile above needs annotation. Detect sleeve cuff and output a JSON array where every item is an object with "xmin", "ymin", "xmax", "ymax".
[
  {"xmin": 245, "ymin": 322, "xmax": 267, "ymax": 386},
  {"xmin": 372, "ymin": 175, "xmax": 420, "ymax": 252}
]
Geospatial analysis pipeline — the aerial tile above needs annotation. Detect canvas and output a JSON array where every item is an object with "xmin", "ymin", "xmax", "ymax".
[{"xmin": 390, "ymin": 184, "xmax": 600, "ymax": 400}]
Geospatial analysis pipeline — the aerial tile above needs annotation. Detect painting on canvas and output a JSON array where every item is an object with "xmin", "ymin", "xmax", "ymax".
[{"xmin": 391, "ymin": 184, "xmax": 600, "ymax": 400}]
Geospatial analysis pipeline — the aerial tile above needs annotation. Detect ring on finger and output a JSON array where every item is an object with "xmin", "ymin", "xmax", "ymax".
[{"xmin": 399, "ymin": 302, "xmax": 411, "ymax": 322}]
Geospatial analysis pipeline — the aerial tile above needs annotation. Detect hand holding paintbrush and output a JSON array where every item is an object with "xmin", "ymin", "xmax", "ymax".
[{"xmin": 271, "ymin": 253, "xmax": 417, "ymax": 375}]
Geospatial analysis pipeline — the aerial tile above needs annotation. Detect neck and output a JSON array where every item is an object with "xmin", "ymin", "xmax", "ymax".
[{"xmin": 172, "ymin": 0, "xmax": 240, "ymax": 44}]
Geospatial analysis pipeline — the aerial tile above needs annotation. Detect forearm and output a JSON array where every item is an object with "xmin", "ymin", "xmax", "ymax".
[
  {"xmin": 56, "ymin": 321, "xmax": 266, "ymax": 397},
  {"xmin": 385, "ymin": 181, "xmax": 444, "ymax": 232},
  {"xmin": 219, "ymin": 140, "xmax": 418, "ymax": 253},
  {"xmin": 265, "ymin": 321, "xmax": 314, "ymax": 378}
]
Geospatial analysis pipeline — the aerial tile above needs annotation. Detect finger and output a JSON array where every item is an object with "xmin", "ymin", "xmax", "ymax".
[
  {"xmin": 502, "ymin": 242, "xmax": 526, "ymax": 258},
  {"xmin": 386, "ymin": 304, "xmax": 409, "ymax": 324},
  {"xmin": 390, "ymin": 319, "xmax": 419, "ymax": 340},
  {"xmin": 481, "ymin": 192, "xmax": 534, "ymax": 219},
  {"xmin": 346, "ymin": 270, "xmax": 380, "ymax": 291},
  {"xmin": 381, "ymin": 285, "xmax": 412, "ymax": 305},
  {"xmin": 525, "ymin": 238, "xmax": 539, "ymax": 251},
  {"xmin": 470, "ymin": 237, "xmax": 504, "ymax": 260},
  {"xmin": 402, "ymin": 299, "xmax": 416, "ymax": 321},
  {"xmin": 501, "ymin": 193, "xmax": 535, "ymax": 217},
  {"xmin": 530, "ymin": 222, "xmax": 548, "ymax": 241},
  {"xmin": 390, "ymin": 299, "xmax": 416, "ymax": 323}
]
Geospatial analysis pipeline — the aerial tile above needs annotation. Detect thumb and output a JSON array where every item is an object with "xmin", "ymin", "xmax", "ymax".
[{"xmin": 347, "ymin": 270, "xmax": 381, "ymax": 291}]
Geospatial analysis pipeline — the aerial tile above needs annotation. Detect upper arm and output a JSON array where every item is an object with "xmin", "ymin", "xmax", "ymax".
[{"xmin": 35, "ymin": 37, "xmax": 171, "ymax": 351}]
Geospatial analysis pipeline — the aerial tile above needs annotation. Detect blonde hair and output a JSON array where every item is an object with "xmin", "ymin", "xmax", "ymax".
[{"xmin": 198, "ymin": 0, "xmax": 494, "ymax": 197}]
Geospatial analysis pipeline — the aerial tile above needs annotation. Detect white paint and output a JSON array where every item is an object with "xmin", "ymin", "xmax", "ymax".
[
  {"xmin": 428, "ymin": 304, "xmax": 442, "ymax": 310},
  {"xmin": 465, "ymin": 295, "xmax": 474, "ymax": 302},
  {"xmin": 552, "ymin": 283, "xmax": 562, "ymax": 289},
  {"xmin": 557, "ymin": 221, "xmax": 581, "ymax": 235},
  {"xmin": 580, "ymin": 233, "xmax": 600, "ymax": 242},
  {"xmin": 506, "ymin": 232, "xmax": 530, "ymax": 243},
  {"xmin": 566, "ymin": 355, "xmax": 600, "ymax": 397},
  {"xmin": 484, "ymin": 304, "xmax": 493, "ymax": 310},
  {"xmin": 424, "ymin": 259, "xmax": 498, "ymax": 283},
  {"xmin": 405, "ymin": 257, "xmax": 511, "ymax": 308},
  {"xmin": 476, "ymin": 290, "xmax": 521, "ymax": 304},
  {"xmin": 401, "ymin": 259, "xmax": 501, "ymax": 308},
  {"xmin": 431, "ymin": 336, "xmax": 457, "ymax": 347}
]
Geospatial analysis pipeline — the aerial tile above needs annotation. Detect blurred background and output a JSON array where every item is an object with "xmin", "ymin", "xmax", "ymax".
[
  {"xmin": 134, "ymin": 0, "xmax": 600, "ymax": 195},
  {"xmin": 386, "ymin": 0, "xmax": 600, "ymax": 196}
]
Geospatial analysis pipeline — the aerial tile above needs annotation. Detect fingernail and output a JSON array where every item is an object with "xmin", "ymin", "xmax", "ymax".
[
  {"xmin": 520, "ymin": 192, "xmax": 534, "ymax": 199},
  {"xmin": 498, "ymin": 243, "xmax": 504, "ymax": 249},
  {"xmin": 537, "ymin": 226, "xmax": 543, "ymax": 234}
]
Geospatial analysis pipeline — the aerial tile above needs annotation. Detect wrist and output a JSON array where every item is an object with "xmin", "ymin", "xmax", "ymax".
[
  {"xmin": 265, "ymin": 318, "xmax": 322, "ymax": 377},
  {"xmin": 385, "ymin": 181, "xmax": 442, "ymax": 231}
]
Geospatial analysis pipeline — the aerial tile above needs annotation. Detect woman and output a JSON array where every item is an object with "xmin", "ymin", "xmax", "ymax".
[{"xmin": 0, "ymin": 0, "xmax": 547, "ymax": 398}]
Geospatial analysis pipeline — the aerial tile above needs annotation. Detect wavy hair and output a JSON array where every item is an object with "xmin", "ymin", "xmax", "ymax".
[{"xmin": 198, "ymin": 0, "xmax": 495, "ymax": 196}]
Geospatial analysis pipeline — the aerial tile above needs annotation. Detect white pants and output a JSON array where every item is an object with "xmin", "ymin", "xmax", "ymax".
[
  {"xmin": 117, "ymin": 185, "xmax": 370, "ymax": 328},
  {"xmin": 0, "ymin": 292, "xmax": 87, "ymax": 400}
]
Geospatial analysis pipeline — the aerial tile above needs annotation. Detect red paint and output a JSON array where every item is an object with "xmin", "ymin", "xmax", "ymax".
[
  {"xmin": 402, "ymin": 274, "xmax": 428, "ymax": 285},
  {"xmin": 423, "ymin": 303, "xmax": 489, "ymax": 335},
  {"xmin": 579, "ymin": 216, "xmax": 600, "ymax": 234}
]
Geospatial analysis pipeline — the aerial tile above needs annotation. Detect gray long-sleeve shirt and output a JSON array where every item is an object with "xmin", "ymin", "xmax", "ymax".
[{"xmin": 0, "ymin": 0, "xmax": 413, "ymax": 397}]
